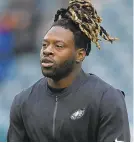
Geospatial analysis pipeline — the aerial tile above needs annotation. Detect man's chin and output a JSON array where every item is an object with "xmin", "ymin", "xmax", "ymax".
[
  {"xmin": 42, "ymin": 70, "xmax": 63, "ymax": 81},
  {"xmin": 42, "ymin": 70, "xmax": 54, "ymax": 78}
]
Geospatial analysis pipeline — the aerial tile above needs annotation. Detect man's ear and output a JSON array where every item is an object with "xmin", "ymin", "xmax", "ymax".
[{"xmin": 76, "ymin": 48, "xmax": 86, "ymax": 63}]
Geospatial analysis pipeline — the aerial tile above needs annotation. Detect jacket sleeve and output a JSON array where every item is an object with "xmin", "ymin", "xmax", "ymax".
[
  {"xmin": 7, "ymin": 95, "xmax": 29, "ymax": 142},
  {"xmin": 97, "ymin": 87, "xmax": 130, "ymax": 142}
]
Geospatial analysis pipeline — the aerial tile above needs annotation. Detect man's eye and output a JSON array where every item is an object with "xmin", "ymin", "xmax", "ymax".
[
  {"xmin": 42, "ymin": 43, "xmax": 47, "ymax": 47},
  {"xmin": 56, "ymin": 45, "xmax": 64, "ymax": 48}
]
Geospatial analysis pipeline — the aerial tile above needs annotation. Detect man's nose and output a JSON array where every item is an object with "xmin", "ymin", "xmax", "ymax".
[{"xmin": 43, "ymin": 45, "xmax": 54, "ymax": 56}]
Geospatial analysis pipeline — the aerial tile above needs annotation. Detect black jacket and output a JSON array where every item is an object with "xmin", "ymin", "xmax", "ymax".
[{"xmin": 7, "ymin": 70, "xmax": 130, "ymax": 142}]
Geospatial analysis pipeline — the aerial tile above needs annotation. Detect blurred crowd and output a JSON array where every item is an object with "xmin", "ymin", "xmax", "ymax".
[{"xmin": 0, "ymin": 0, "xmax": 133, "ymax": 141}]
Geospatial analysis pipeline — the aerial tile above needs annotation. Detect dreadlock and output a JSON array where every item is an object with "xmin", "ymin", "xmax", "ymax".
[{"xmin": 52, "ymin": 0, "xmax": 118, "ymax": 56}]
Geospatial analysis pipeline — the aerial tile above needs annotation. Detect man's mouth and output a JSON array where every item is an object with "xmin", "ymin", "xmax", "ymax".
[
  {"xmin": 42, "ymin": 62, "xmax": 54, "ymax": 68},
  {"xmin": 41, "ymin": 58, "xmax": 54, "ymax": 68}
]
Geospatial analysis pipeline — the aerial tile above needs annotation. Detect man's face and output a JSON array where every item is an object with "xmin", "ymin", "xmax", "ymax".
[{"xmin": 40, "ymin": 26, "xmax": 77, "ymax": 80}]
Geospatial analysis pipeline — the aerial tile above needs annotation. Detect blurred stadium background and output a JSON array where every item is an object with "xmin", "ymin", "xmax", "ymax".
[{"xmin": 0, "ymin": 0, "xmax": 133, "ymax": 141}]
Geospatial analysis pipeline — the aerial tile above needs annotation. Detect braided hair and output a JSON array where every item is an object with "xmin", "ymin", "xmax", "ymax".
[{"xmin": 52, "ymin": 0, "xmax": 118, "ymax": 56}]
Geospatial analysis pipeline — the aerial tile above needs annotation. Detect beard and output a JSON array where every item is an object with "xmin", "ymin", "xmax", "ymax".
[{"xmin": 41, "ymin": 57, "xmax": 76, "ymax": 81}]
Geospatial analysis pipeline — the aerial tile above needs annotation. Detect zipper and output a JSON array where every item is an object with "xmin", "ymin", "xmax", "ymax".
[{"xmin": 52, "ymin": 96, "xmax": 58, "ymax": 138}]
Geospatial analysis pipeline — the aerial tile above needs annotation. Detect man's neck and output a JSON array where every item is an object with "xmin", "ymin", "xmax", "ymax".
[{"xmin": 47, "ymin": 68, "xmax": 81, "ymax": 89}]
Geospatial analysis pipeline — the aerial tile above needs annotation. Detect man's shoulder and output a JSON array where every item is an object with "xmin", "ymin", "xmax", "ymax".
[
  {"xmin": 14, "ymin": 77, "xmax": 46, "ymax": 105},
  {"xmin": 85, "ymin": 73, "xmax": 112, "ymax": 91},
  {"xmin": 84, "ymin": 73, "xmax": 125, "ymax": 98}
]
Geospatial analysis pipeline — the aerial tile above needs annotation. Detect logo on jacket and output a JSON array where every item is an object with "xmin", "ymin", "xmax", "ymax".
[{"xmin": 70, "ymin": 109, "xmax": 85, "ymax": 120}]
